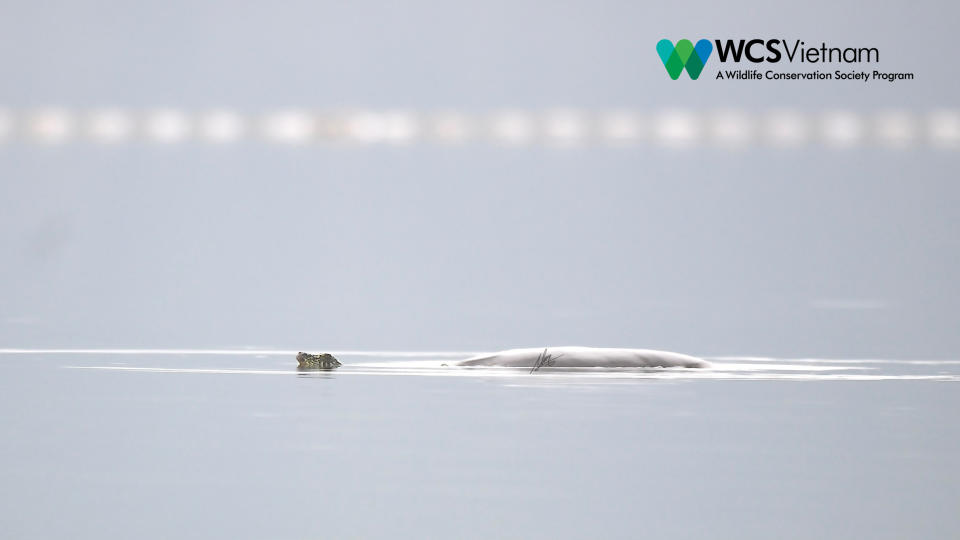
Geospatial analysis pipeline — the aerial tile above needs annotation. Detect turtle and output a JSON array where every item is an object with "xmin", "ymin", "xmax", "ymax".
[{"xmin": 296, "ymin": 352, "xmax": 342, "ymax": 370}]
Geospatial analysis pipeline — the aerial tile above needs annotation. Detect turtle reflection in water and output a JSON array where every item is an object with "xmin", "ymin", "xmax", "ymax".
[{"xmin": 296, "ymin": 352, "xmax": 342, "ymax": 370}]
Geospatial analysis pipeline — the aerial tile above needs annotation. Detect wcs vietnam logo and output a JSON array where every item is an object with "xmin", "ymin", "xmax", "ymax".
[{"xmin": 656, "ymin": 39, "xmax": 713, "ymax": 80}]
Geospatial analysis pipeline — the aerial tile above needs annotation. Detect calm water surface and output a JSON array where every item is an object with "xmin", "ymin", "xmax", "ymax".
[{"xmin": 1, "ymin": 351, "xmax": 958, "ymax": 539}]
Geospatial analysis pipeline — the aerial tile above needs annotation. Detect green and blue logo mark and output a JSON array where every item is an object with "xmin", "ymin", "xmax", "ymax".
[{"xmin": 656, "ymin": 39, "xmax": 713, "ymax": 80}]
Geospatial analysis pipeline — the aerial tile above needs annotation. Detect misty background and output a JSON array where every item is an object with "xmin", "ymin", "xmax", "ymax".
[{"xmin": 1, "ymin": 0, "xmax": 957, "ymax": 357}]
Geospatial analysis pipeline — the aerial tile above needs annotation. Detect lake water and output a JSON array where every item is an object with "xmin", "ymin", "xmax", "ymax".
[{"xmin": 2, "ymin": 350, "xmax": 958, "ymax": 539}]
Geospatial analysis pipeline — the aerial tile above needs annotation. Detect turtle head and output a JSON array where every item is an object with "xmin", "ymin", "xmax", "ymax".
[
  {"xmin": 297, "ymin": 352, "xmax": 342, "ymax": 369},
  {"xmin": 296, "ymin": 352, "xmax": 311, "ymax": 367}
]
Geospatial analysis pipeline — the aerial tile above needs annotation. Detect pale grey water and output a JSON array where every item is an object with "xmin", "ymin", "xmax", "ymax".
[
  {"xmin": 2, "ymin": 0, "xmax": 958, "ymax": 538},
  {"xmin": 1, "ymin": 351, "xmax": 959, "ymax": 539}
]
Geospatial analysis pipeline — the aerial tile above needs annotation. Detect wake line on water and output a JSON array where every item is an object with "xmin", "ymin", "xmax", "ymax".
[
  {"xmin": 708, "ymin": 356, "xmax": 960, "ymax": 365},
  {"xmin": 63, "ymin": 365, "xmax": 960, "ymax": 382},
  {"xmin": 0, "ymin": 348, "xmax": 482, "ymax": 357},
  {"xmin": 3, "ymin": 349, "xmax": 959, "ymax": 365}
]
